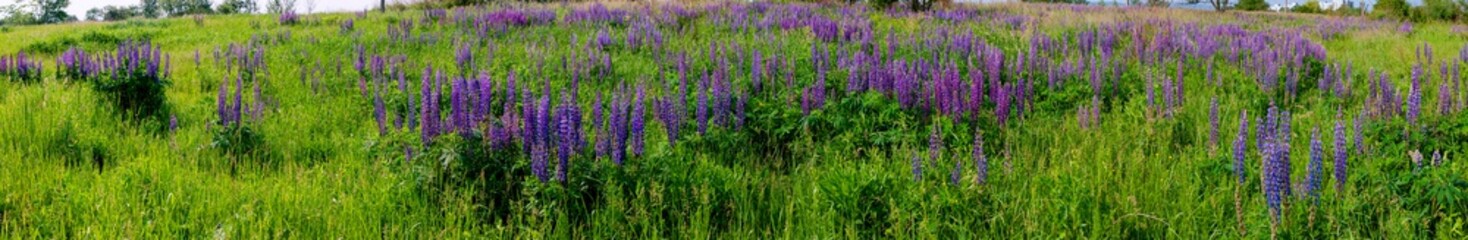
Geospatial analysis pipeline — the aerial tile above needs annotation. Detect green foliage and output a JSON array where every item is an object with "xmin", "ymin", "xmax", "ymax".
[
  {"xmin": 159, "ymin": 0, "xmax": 214, "ymax": 16},
  {"xmin": 216, "ymin": 0, "xmax": 259, "ymax": 14},
  {"xmin": 34, "ymin": 0, "xmax": 74, "ymax": 24},
  {"xmin": 1417, "ymin": 0, "xmax": 1464, "ymax": 22},
  {"xmin": 86, "ymin": 5, "xmax": 142, "ymax": 21},
  {"xmin": 267, "ymin": 0, "xmax": 297, "ymax": 14},
  {"xmin": 1374, "ymin": 0, "xmax": 1412, "ymax": 20},
  {"xmin": 1292, "ymin": 0, "xmax": 1324, "ymax": 14},
  {"xmin": 210, "ymin": 124, "xmax": 264, "ymax": 157},
  {"xmin": 1235, "ymin": 0, "xmax": 1269, "ymax": 11}
]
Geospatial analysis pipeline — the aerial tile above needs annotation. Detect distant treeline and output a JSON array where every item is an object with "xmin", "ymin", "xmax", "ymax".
[{"xmin": 0, "ymin": 0, "xmax": 320, "ymax": 26}]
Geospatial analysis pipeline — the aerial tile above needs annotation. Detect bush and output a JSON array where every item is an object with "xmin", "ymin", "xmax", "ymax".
[
  {"xmin": 1235, "ymin": 0, "xmax": 1269, "ymax": 11},
  {"xmin": 1291, "ymin": 0, "xmax": 1323, "ymax": 14},
  {"xmin": 1373, "ymin": 0, "xmax": 1411, "ymax": 20},
  {"xmin": 90, "ymin": 41, "xmax": 170, "ymax": 118},
  {"xmin": 1416, "ymin": 0, "xmax": 1464, "ymax": 22}
]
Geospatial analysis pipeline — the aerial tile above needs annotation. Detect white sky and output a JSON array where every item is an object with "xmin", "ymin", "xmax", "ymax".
[{"xmin": 2, "ymin": 0, "xmax": 389, "ymax": 19}]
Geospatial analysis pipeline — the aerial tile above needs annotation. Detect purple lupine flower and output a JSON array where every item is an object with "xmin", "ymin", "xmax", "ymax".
[
  {"xmin": 1306, "ymin": 128, "xmax": 1324, "ymax": 201},
  {"xmin": 593, "ymin": 92, "xmax": 607, "ymax": 158},
  {"xmin": 450, "ymin": 79, "xmax": 469, "ymax": 135},
  {"xmin": 656, "ymin": 90, "xmax": 682, "ymax": 148},
  {"xmin": 929, "ymin": 125, "xmax": 942, "ymax": 164},
  {"xmin": 521, "ymin": 89, "xmax": 537, "ymax": 154},
  {"xmin": 532, "ymin": 138, "xmax": 549, "ymax": 182},
  {"xmin": 1234, "ymin": 111, "xmax": 1249, "ymax": 185},
  {"xmin": 169, "ymin": 114, "xmax": 178, "ymax": 132},
  {"xmin": 974, "ymin": 130, "xmax": 987, "ymax": 185},
  {"xmin": 556, "ymin": 92, "xmax": 576, "ymax": 182},
  {"xmin": 1210, "ymin": 97, "xmax": 1220, "ymax": 150},
  {"xmin": 216, "ymin": 77, "xmax": 231, "ymax": 125},
  {"xmin": 455, "ymin": 43, "xmax": 474, "ymax": 78},
  {"xmin": 630, "ymin": 84, "xmax": 646, "ymax": 156},
  {"xmin": 696, "ymin": 72, "xmax": 710, "ymax": 134},
  {"xmin": 420, "ymin": 66, "xmax": 440, "ymax": 146},
  {"xmin": 1277, "ymin": 111, "xmax": 1293, "ymax": 197},
  {"xmin": 1433, "ymin": 150, "xmax": 1443, "ymax": 166},
  {"xmin": 373, "ymin": 88, "xmax": 388, "ymax": 135},
  {"xmin": 404, "ymin": 146, "xmax": 414, "ymax": 163},
  {"xmin": 1334, "ymin": 110, "xmax": 1348, "ymax": 192},
  {"xmin": 1439, "ymin": 82, "xmax": 1452, "ymax": 116},
  {"xmin": 911, "ymin": 153, "xmax": 923, "ymax": 182},
  {"xmin": 950, "ymin": 158, "xmax": 962, "ymax": 186},
  {"xmin": 1407, "ymin": 64, "xmax": 1423, "ymax": 126}
]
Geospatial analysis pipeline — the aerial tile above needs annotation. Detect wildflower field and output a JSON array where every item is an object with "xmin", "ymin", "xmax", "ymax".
[{"xmin": 1, "ymin": 2, "xmax": 1466, "ymax": 238}]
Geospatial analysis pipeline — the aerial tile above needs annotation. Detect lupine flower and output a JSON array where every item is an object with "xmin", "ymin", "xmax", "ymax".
[
  {"xmin": 929, "ymin": 125, "xmax": 942, "ymax": 164},
  {"xmin": 974, "ymin": 130, "xmax": 987, "ymax": 185},
  {"xmin": 630, "ymin": 84, "xmax": 646, "ymax": 156},
  {"xmin": 1432, "ymin": 150, "xmax": 1443, "ymax": 166},
  {"xmin": 655, "ymin": 91, "xmax": 682, "ymax": 148},
  {"xmin": 1407, "ymin": 64, "xmax": 1423, "ymax": 126},
  {"xmin": 1334, "ymin": 110, "xmax": 1349, "ymax": 192},
  {"xmin": 1209, "ymin": 97, "xmax": 1220, "ymax": 151},
  {"xmin": 697, "ymin": 73, "xmax": 710, "ymax": 134},
  {"xmin": 455, "ymin": 43, "xmax": 474, "ymax": 78},
  {"xmin": 169, "ymin": 114, "xmax": 179, "ymax": 132},
  {"xmin": 1438, "ymin": 82, "xmax": 1452, "ymax": 116},
  {"xmin": 1277, "ymin": 111, "xmax": 1293, "ymax": 197},
  {"xmin": 420, "ymin": 66, "xmax": 441, "ymax": 146},
  {"xmin": 1410, "ymin": 150, "xmax": 1423, "ymax": 170},
  {"xmin": 950, "ymin": 159, "xmax": 962, "ymax": 186},
  {"xmin": 532, "ymin": 139, "xmax": 549, "ymax": 182},
  {"xmin": 1234, "ymin": 111, "xmax": 1249, "ymax": 185},
  {"xmin": 373, "ymin": 88, "xmax": 388, "ymax": 135},
  {"xmin": 556, "ymin": 92, "xmax": 577, "ymax": 182},
  {"xmin": 912, "ymin": 153, "xmax": 923, "ymax": 182},
  {"xmin": 1306, "ymin": 128, "xmax": 1324, "ymax": 201}
]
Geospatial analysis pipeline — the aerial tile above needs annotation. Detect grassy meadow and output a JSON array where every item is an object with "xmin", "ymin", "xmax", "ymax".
[{"xmin": 0, "ymin": 2, "xmax": 1466, "ymax": 238}]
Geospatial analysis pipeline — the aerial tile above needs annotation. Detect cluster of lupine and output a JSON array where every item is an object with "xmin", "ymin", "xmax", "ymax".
[
  {"xmin": 1, "ymin": 51, "xmax": 44, "ymax": 82},
  {"xmin": 56, "ymin": 47, "xmax": 99, "ymax": 80},
  {"xmin": 1259, "ymin": 104, "xmax": 1292, "ymax": 219},
  {"xmin": 1364, "ymin": 70, "xmax": 1402, "ymax": 119},
  {"xmin": 469, "ymin": 7, "xmax": 557, "ymax": 36},
  {"xmin": 564, "ymin": 3, "xmax": 627, "ymax": 26},
  {"xmin": 341, "ymin": 19, "xmax": 355, "ymax": 34},
  {"xmin": 279, "ymin": 10, "xmax": 299, "ymax": 25},
  {"xmin": 215, "ymin": 43, "xmax": 268, "ymax": 127}
]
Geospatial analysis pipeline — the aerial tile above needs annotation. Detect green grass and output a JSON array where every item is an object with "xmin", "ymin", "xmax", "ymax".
[{"xmin": 1, "ymin": 2, "xmax": 1466, "ymax": 238}]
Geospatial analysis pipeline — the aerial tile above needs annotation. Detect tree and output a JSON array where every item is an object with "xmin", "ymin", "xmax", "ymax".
[
  {"xmin": 217, "ymin": 0, "xmax": 259, "ymax": 14},
  {"xmin": 1373, "ymin": 0, "xmax": 1410, "ymax": 19},
  {"xmin": 34, "ymin": 0, "xmax": 74, "ymax": 24},
  {"xmin": 1208, "ymin": 0, "xmax": 1231, "ymax": 12},
  {"xmin": 1235, "ymin": 0, "xmax": 1268, "ymax": 11},
  {"xmin": 161, "ymin": 0, "xmax": 213, "ymax": 16},
  {"xmin": 86, "ymin": 5, "xmax": 141, "ymax": 21},
  {"xmin": 1, "ymin": 3, "xmax": 37, "ymax": 26},
  {"xmin": 141, "ymin": 0, "xmax": 160, "ymax": 18},
  {"xmin": 1419, "ymin": 0, "xmax": 1463, "ymax": 21},
  {"xmin": 1291, "ymin": 0, "xmax": 1323, "ymax": 13},
  {"xmin": 266, "ymin": 0, "xmax": 296, "ymax": 14}
]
